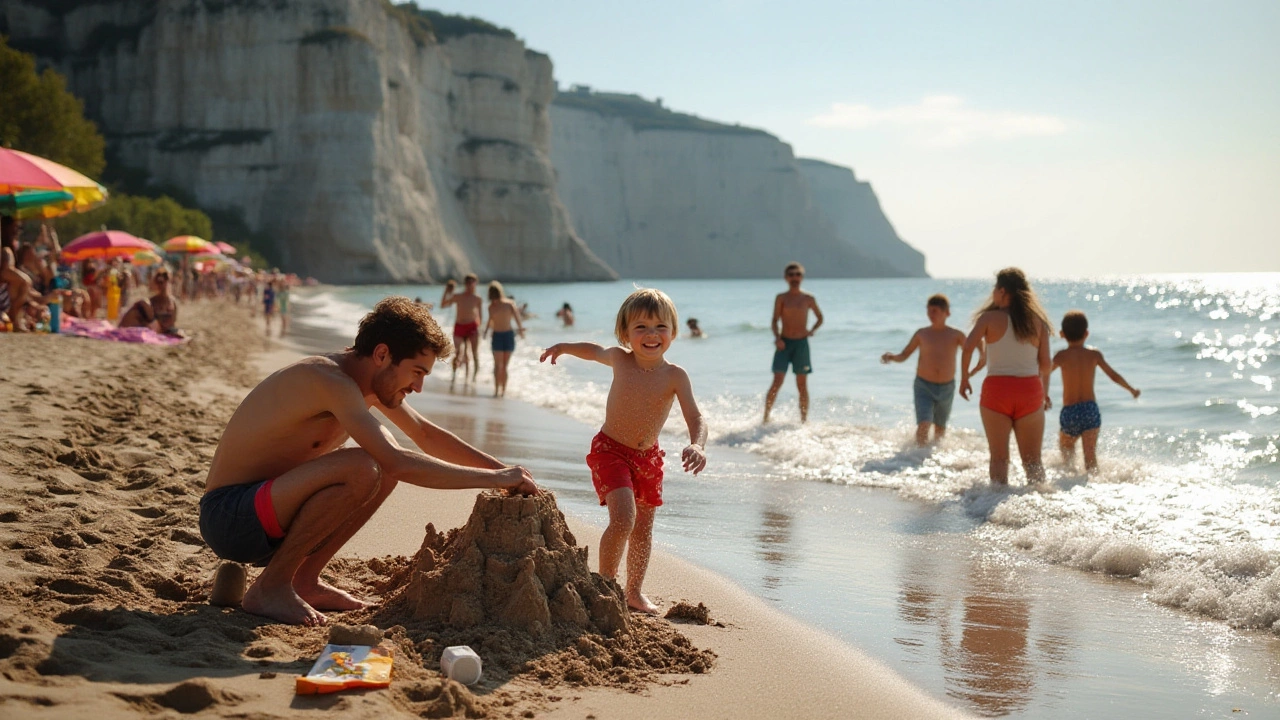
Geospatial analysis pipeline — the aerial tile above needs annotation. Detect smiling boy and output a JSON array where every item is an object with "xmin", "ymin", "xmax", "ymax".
[{"xmin": 540, "ymin": 288, "xmax": 707, "ymax": 614}]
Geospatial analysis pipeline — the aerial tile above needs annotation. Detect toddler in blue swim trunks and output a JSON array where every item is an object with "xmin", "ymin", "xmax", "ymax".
[
  {"xmin": 1051, "ymin": 310, "xmax": 1140, "ymax": 472},
  {"xmin": 881, "ymin": 294, "xmax": 979, "ymax": 446}
]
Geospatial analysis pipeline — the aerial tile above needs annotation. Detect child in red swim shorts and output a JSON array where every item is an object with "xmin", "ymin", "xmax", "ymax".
[{"xmin": 540, "ymin": 288, "xmax": 707, "ymax": 615}]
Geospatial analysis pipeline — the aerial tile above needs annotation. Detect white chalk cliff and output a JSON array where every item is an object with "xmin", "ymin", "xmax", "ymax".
[
  {"xmin": 2, "ymin": 0, "xmax": 614, "ymax": 283},
  {"xmin": 550, "ymin": 91, "xmax": 926, "ymax": 278},
  {"xmin": 796, "ymin": 159, "xmax": 926, "ymax": 277}
]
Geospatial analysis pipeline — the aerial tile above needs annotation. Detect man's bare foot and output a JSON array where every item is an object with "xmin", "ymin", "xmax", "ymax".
[
  {"xmin": 242, "ymin": 580, "xmax": 327, "ymax": 626},
  {"xmin": 627, "ymin": 593, "xmax": 660, "ymax": 615},
  {"xmin": 296, "ymin": 578, "xmax": 370, "ymax": 612}
]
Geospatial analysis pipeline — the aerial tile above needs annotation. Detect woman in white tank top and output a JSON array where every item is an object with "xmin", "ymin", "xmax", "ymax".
[{"xmin": 959, "ymin": 268, "xmax": 1053, "ymax": 485}]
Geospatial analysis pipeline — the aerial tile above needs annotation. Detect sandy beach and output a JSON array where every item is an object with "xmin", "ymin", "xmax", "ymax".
[{"xmin": 0, "ymin": 302, "xmax": 970, "ymax": 719}]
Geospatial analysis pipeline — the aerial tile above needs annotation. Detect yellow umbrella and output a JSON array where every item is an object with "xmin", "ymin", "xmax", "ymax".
[{"xmin": 163, "ymin": 235, "xmax": 215, "ymax": 254}]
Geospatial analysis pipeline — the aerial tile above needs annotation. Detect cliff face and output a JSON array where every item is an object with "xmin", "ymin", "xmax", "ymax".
[
  {"xmin": 549, "ymin": 94, "xmax": 922, "ymax": 279},
  {"xmin": 796, "ymin": 159, "xmax": 926, "ymax": 277},
  {"xmin": 1, "ymin": 0, "xmax": 614, "ymax": 283}
]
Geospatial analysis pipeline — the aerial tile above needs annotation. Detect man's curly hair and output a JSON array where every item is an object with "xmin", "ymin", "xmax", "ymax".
[{"xmin": 353, "ymin": 296, "xmax": 453, "ymax": 362}]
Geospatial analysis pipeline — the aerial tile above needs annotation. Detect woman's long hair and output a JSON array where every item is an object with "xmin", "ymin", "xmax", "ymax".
[{"xmin": 974, "ymin": 267, "xmax": 1052, "ymax": 342}]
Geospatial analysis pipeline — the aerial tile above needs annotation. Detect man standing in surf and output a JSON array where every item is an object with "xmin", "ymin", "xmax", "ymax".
[{"xmin": 764, "ymin": 262, "xmax": 823, "ymax": 423}]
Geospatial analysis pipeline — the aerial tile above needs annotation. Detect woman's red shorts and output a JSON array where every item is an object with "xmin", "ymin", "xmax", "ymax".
[{"xmin": 980, "ymin": 375, "xmax": 1045, "ymax": 420}]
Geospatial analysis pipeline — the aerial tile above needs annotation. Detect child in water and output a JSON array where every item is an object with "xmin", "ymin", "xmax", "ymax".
[
  {"xmin": 540, "ymin": 288, "xmax": 707, "ymax": 614},
  {"xmin": 881, "ymin": 294, "xmax": 981, "ymax": 446},
  {"xmin": 1052, "ymin": 310, "xmax": 1140, "ymax": 472}
]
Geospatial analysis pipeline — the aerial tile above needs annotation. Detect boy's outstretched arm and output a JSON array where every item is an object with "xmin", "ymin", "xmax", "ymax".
[
  {"xmin": 881, "ymin": 331, "xmax": 920, "ymax": 364},
  {"xmin": 1097, "ymin": 354, "xmax": 1141, "ymax": 398},
  {"xmin": 771, "ymin": 295, "xmax": 784, "ymax": 350},
  {"xmin": 674, "ymin": 368, "xmax": 707, "ymax": 475},
  {"xmin": 539, "ymin": 342, "xmax": 615, "ymax": 366}
]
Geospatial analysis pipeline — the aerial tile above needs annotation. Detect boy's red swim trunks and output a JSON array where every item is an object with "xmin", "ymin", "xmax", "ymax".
[{"xmin": 585, "ymin": 431, "xmax": 665, "ymax": 507}]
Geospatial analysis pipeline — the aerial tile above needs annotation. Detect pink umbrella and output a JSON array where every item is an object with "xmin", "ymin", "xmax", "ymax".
[
  {"xmin": 214, "ymin": 241, "xmax": 237, "ymax": 254},
  {"xmin": 61, "ymin": 230, "xmax": 156, "ymax": 262}
]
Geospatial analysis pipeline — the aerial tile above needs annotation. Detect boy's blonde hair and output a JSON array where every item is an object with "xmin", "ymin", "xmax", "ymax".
[
  {"xmin": 615, "ymin": 288, "xmax": 679, "ymax": 347},
  {"xmin": 488, "ymin": 280, "xmax": 505, "ymax": 301}
]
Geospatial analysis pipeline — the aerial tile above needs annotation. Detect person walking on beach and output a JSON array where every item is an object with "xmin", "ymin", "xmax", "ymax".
[
  {"xmin": 960, "ymin": 268, "xmax": 1053, "ymax": 485},
  {"xmin": 262, "ymin": 275, "xmax": 277, "ymax": 336},
  {"xmin": 881, "ymin": 294, "xmax": 981, "ymax": 446},
  {"xmin": 483, "ymin": 280, "xmax": 525, "ymax": 398},
  {"xmin": 441, "ymin": 274, "xmax": 483, "ymax": 383},
  {"xmin": 540, "ymin": 288, "xmax": 707, "ymax": 614},
  {"xmin": 1052, "ymin": 310, "xmax": 1140, "ymax": 472},
  {"xmin": 764, "ymin": 262, "xmax": 823, "ymax": 423},
  {"xmin": 199, "ymin": 297, "xmax": 539, "ymax": 626}
]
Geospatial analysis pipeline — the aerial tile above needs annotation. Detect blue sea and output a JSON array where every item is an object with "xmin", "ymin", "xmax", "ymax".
[{"xmin": 294, "ymin": 275, "xmax": 1280, "ymax": 718}]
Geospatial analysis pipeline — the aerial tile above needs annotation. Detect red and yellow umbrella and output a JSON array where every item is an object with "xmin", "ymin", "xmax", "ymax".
[
  {"xmin": 163, "ymin": 235, "xmax": 215, "ymax": 254},
  {"xmin": 61, "ymin": 230, "xmax": 156, "ymax": 262},
  {"xmin": 0, "ymin": 148, "xmax": 108, "ymax": 217}
]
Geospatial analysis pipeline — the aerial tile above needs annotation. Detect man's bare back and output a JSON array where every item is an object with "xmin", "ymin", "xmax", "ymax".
[
  {"xmin": 1053, "ymin": 346, "xmax": 1105, "ymax": 406},
  {"xmin": 206, "ymin": 357, "xmax": 353, "ymax": 492}
]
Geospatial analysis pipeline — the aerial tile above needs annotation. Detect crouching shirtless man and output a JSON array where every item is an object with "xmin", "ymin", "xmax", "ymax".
[{"xmin": 200, "ymin": 296, "xmax": 539, "ymax": 626}]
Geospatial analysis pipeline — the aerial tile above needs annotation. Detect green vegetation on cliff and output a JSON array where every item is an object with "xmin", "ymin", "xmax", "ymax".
[
  {"xmin": 382, "ymin": 2, "xmax": 516, "ymax": 45},
  {"xmin": 553, "ymin": 88, "xmax": 772, "ymax": 137}
]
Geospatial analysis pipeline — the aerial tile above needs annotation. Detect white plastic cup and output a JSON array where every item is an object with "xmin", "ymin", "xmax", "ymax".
[{"xmin": 440, "ymin": 645, "xmax": 482, "ymax": 685}]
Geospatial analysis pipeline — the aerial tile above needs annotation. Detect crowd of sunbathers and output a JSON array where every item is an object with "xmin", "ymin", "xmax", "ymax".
[{"xmin": 0, "ymin": 216, "xmax": 298, "ymax": 336}]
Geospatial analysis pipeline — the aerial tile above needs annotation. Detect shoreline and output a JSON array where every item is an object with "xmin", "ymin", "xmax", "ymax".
[{"xmin": 0, "ymin": 298, "xmax": 970, "ymax": 718}]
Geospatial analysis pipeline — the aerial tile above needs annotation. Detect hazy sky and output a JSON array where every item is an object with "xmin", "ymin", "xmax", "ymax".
[{"xmin": 417, "ymin": 0, "xmax": 1278, "ymax": 278}]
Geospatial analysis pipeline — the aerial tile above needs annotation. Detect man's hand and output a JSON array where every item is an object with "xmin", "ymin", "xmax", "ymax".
[
  {"xmin": 540, "ymin": 344, "xmax": 564, "ymax": 364},
  {"xmin": 498, "ymin": 465, "xmax": 540, "ymax": 496},
  {"xmin": 959, "ymin": 377, "xmax": 973, "ymax": 401},
  {"xmin": 682, "ymin": 444, "xmax": 706, "ymax": 475},
  {"xmin": 1044, "ymin": 395, "xmax": 1053, "ymax": 410},
  {"xmin": 1131, "ymin": 388, "xmax": 1141, "ymax": 399},
  {"xmin": 880, "ymin": 352, "xmax": 894, "ymax": 364},
  {"xmin": 775, "ymin": 338, "xmax": 785, "ymax": 351}
]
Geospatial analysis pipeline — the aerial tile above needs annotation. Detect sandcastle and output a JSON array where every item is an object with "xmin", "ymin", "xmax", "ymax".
[
  {"xmin": 396, "ymin": 492, "xmax": 629, "ymax": 637},
  {"xmin": 370, "ymin": 491, "xmax": 715, "ymax": 691}
]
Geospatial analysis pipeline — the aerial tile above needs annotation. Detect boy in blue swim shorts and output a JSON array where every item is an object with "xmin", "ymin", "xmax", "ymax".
[
  {"xmin": 882, "ymin": 294, "xmax": 980, "ymax": 446},
  {"xmin": 1051, "ymin": 310, "xmax": 1141, "ymax": 472}
]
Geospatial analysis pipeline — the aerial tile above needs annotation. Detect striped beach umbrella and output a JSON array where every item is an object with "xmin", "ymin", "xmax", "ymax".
[
  {"xmin": 61, "ymin": 230, "xmax": 156, "ymax": 262},
  {"xmin": 0, "ymin": 148, "xmax": 108, "ymax": 216}
]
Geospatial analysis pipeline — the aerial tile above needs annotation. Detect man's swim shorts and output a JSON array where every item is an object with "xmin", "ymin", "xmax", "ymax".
[
  {"xmin": 491, "ymin": 330, "xmax": 516, "ymax": 353},
  {"xmin": 454, "ymin": 321, "xmax": 479, "ymax": 339},
  {"xmin": 913, "ymin": 377, "xmax": 956, "ymax": 428},
  {"xmin": 199, "ymin": 479, "xmax": 285, "ymax": 566},
  {"xmin": 771, "ymin": 337, "xmax": 812, "ymax": 375},
  {"xmin": 1059, "ymin": 400, "xmax": 1102, "ymax": 437},
  {"xmin": 585, "ymin": 431, "xmax": 665, "ymax": 507},
  {"xmin": 980, "ymin": 375, "xmax": 1044, "ymax": 420}
]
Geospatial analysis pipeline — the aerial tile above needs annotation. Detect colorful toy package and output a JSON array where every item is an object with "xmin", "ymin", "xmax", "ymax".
[{"xmin": 296, "ymin": 644, "xmax": 394, "ymax": 694}]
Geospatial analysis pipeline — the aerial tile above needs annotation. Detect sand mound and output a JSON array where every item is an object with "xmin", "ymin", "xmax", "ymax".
[
  {"xmin": 365, "ymin": 491, "xmax": 715, "ymax": 695},
  {"xmin": 665, "ymin": 601, "xmax": 712, "ymax": 625}
]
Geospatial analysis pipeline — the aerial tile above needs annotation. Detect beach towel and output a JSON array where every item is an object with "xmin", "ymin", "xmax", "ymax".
[{"xmin": 60, "ymin": 316, "xmax": 187, "ymax": 345}]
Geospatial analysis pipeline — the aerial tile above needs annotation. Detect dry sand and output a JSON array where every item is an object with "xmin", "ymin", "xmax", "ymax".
[{"xmin": 0, "ymin": 302, "xmax": 971, "ymax": 719}]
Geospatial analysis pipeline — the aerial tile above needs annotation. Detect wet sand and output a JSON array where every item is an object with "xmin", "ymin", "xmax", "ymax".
[{"xmin": 0, "ymin": 302, "xmax": 970, "ymax": 718}]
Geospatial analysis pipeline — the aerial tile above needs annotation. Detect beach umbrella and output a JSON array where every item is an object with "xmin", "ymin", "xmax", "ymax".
[
  {"xmin": 0, "ymin": 148, "xmax": 108, "ymax": 216},
  {"xmin": 132, "ymin": 250, "xmax": 163, "ymax": 266},
  {"xmin": 214, "ymin": 241, "xmax": 237, "ymax": 254},
  {"xmin": 163, "ymin": 235, "xmax": 216, "ymax": 254},
  {"xmin": 0, "ymin": 189, "xmax": 75, "ymax": 219},
  {"xmin": 61, "ymin": 230, "xmax": 155, "ymax": 262}
]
